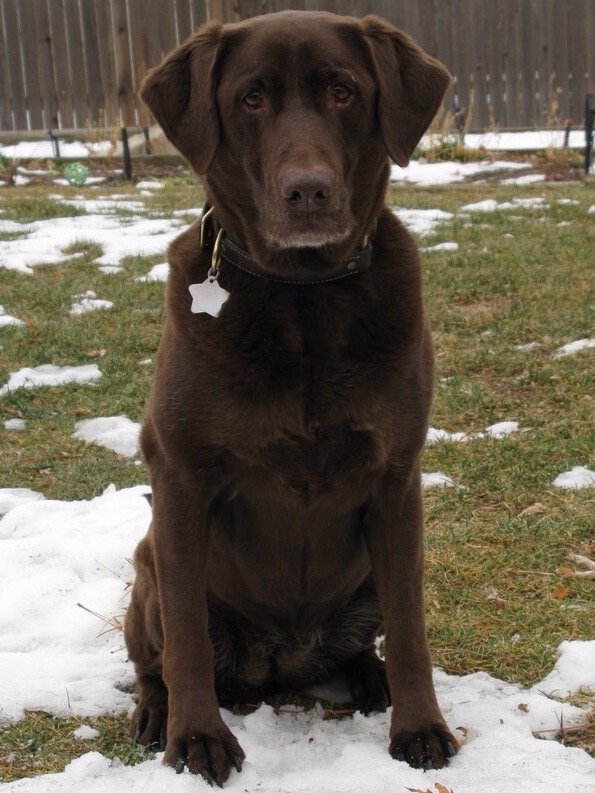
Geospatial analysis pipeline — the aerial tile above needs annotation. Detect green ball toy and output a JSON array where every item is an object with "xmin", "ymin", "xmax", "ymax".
[{"xmin": 64, "ymin": 162, "xmax": 89, "ymax": 186}]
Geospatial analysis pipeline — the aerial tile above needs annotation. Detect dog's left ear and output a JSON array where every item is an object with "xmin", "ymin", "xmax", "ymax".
[{"xmin": 362, "ymin": 16, "xmax": 451, "ymax": 167}]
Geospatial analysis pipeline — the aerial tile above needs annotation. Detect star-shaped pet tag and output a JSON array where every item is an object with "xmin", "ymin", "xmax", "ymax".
[{"xmin": 188, "ymin": 277, "xmax": 230, "ymax": 318}]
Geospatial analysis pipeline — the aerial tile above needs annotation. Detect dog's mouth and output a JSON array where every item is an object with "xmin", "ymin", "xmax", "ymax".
[
  {"xmin": 260, "ymin": 198, "xmax": 356, "ymax": 251},
  {"xmin": 262, "ymin": 215, "xmax": 354, "ymax": 250}
]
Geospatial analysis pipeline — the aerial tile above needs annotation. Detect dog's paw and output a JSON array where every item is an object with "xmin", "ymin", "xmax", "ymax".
[
  {"xmin": 164, "ymin": 727, "xmax": 245, "ymax": 787},
  {"xmin": 344, "ymin": 651, "xmax": 390, "ymax": 715},
  {"xmin": 389, "ymin": 723, "xmax": 458, "ymax": 770}
]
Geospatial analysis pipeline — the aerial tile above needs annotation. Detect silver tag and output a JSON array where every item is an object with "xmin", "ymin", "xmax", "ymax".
[{"xmin": 188, "ymin": 277, "xmax": 230, "ymax": 318}]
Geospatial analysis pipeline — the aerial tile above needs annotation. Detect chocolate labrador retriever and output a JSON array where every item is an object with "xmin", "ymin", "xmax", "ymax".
[{"xmin": 124, "ymin": 10, "xmax": 456, "ymax": 786}]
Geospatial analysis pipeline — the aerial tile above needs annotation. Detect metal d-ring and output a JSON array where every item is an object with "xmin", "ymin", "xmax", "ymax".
[
  {"xmin": 200, "ymin": 206, "xmax": 215, "ymax": 248},
  {"xmin": 208, "ymin": 228, "xmax": 225, "ymax": 281}
]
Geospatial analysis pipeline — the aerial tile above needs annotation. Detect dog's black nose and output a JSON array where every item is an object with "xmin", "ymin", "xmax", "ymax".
[{"xmin": 281, "ymin": 167, "xmax": 333, "ymax": 213}]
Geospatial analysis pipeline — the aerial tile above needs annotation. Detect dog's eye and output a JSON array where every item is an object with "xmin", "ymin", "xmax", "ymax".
[
  {"xmin": 242, "ymin": 90, "xmax": 265, "ymax": 111},
  {"xmin": 329, "ymin": 83, "xmax": 354, "ymax": 107}
]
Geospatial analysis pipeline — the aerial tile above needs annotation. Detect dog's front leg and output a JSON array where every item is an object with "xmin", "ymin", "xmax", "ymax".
[
  {"xmin": 363, "ymin": 464, "xmax": 458, "ymax": 770},
  {"xmin": 152, "ymin": 470, "xmax": 245, "ymax": 786}
]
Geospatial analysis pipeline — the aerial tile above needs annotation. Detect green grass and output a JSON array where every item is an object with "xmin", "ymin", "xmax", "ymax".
[
  {"xmin": 0, "ymin": 175, "xmax": 594, "ymax": 780},
  {"xmin": 0, "ymin": 712, "xmax": 157, "ymax": 781}
]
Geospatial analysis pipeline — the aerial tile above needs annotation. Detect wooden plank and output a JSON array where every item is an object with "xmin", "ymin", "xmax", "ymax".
[
  {"xmin": 174, "ymin": 0, "xmax": 193, "ymax": 42},
  {"xmin": 31, "ymin": 0, "xmax": 59, "ymax": 129},
  {"xmin": 128, "ymin": 0, "xmax": 164, "ymax": 126},
  {"xmin": 462, "ymin": 0, "xmax": 486, "ymax": 130},
  {"xmin": 271, "ymin": 0, "xmax": 298, "ymax": 12},
  {"xmin": 190, "ymin": 0, "xmax": 208, "ymax": 29},
  {"xmin": 279, "ymin": 0, "xmax": 304, "ymax": 11},
  {"xmin": 397, "ymin": 0, "xmax": 422, "ymax": 42},
  {"xmin": 587, "ymin": 0, "xmax": 595, "ymax": 95},
  {"xmin": 93, "ymin": 0, "xmax": 119, "ymax": 127},
  {"xmin": 553, "ymin": 0, "xmax": 571, "ymax": 123},
  {"xmin": 420, "ymin": 0, "xmax": 439, "ymax": 57},
  {"xmin": 567, "ymin": 0, "xmax": 586, "ymax": 124},
  {"xmin": 48, "ymin": 0, "xmax": 75, "ymax": 128},
  {"xmin": 305, "ymin": 0, "xmax": 331, "ymax": 12},
  {"xmin": 533, "ymin": 0, "xmax": 548, "ymax": 127},
  {"xmin": 237, "ymin": 0, "xmax": 268, "ymax": 18},
  {"xmin": 541, "ymin": 0, "xmax": 557, "ymax": 126},
  {"xmin": 127, "ymin": 0, "xmax": 150, "ymax": 127},
  {"xmin": 483, "ymin": 0, "xmax": 503, "ymax": 127},
  {"xmin": 63, "ymin": 0, "xmax": 89, "ymax": 128},
  {"xmin": 18, "ymin": 1, "xmax": 45, "ymax": 129},
  {"xmin": 336, "ymin": 0, "xmax": 356, "ymax": 16},
  {"xmin": 500, "ymin": 0, "xmax": 519, "ymax": 129},
  {"xmin": 80, "ymin": 0, "xmax": 106, "ymax": 128},
  {"xmin": 426, "ymin": 0, "xmax": 453, "ymax": 127},
  {"xmin": 129, "ymin": 0, "xmax": 159, "ymax": 73},
  {"xmin": 111, "ymin": 0, "xmax": 136, "ymax": 125},
  {"xmin": 348, "ymin": 1, "xmax": 374, "ymax": 18},
  {"xmin": 159, "ymin": 0, "xmax": 178, "ymax": 51},
  {"xmin": 368, "ymin": 0, "xmax": 390, "ymax": 17},
  {"xmin": 517, "ymin": 0, "xmax": 534, "ymax": 127},
  {"xmin": 0, "ymin": 0, "xmax": 15, "ymax": 130},
  {"xmin": 208, "ymin": 0, "xmax": 237, "ymax": 22},
  {"xmin": 450, "ymin": 0, "xmax": 471, "ymax": 129},
  {"xmin": 2, "ymin": 0, "xmax": 28, "ymax": 129}
]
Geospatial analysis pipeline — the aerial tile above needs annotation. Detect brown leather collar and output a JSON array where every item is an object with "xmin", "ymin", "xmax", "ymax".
[{"xmin": 200, "ymin": 205, "xmax": 373, "ymax": 285}]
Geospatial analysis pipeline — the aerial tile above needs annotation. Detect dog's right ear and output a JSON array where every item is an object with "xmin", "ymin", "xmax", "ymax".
[{"xmin": 140, "ymin": 22, "xmax": 223, "ymax": 175}]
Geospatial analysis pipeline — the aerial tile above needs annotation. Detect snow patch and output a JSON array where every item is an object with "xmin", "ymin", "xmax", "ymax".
[
  {"xmin": 70, "ymin": 291, "xmax": 114, "ymax": 316},
  {"xmin": 553, "ymin": 338, "xmax": 595, "ymax": 358},
  {"xmin": 0, "ymin": 305, "xmax": 25, "ymax": 327},
  {"xmin": 0, "ymin": 364, "xmax": 102, "ymax": 396},
  {"xmin": 552, "ymin": 466, "xmax": 595, "ymax": 489},
  {"xmin": 73, "ymin": 416, "xmax": 141, "ymax": 458},
  {"xmin": 136, "ymin": 262, "xmax": 169, "ymax": 282}
]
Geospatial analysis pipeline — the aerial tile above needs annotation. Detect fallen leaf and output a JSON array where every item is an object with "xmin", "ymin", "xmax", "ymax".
[
  {"xmin": 519, "ymin": 502, "xmax": 547, "ymax": 517},
  {"xmin": 553, "ymin": 586, "xmax": 571, "ymax": 599},
  {"xmin": 2, "ymin": 406, "xmax": 23, "ymax": 417},
  {"xmin": 557, "ymin": 566, "xmax": 574, "ymax": 576},
  {"xmin": 558, "ymin": 554, "xmax": 595, "ymax": 580},
  {"xmin": 562, "ymin": 570, "xmax": 595, "ymax": 580},
  {"xmin": 568, "ymin": 553, "xmax": 595, "ymax": 571}
]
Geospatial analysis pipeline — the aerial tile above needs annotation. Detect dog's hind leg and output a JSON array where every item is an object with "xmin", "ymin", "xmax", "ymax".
[
  {"xmin": 130, "ymin": 673, "xmax": 168, "ymax": 748},
  {"xmin": 343, "ymin": 647, "xmax": 390, "ymax": 715},
  {"xmin": 124, "ymin": 533, "xmax": 168, "ymax": 747}
]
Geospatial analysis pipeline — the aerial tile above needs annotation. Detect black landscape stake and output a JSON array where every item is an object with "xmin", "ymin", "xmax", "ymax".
[
  {"xmin": 121, "ymin": 126, "xmax": 133, "ymax": 180},
  {"xmin": 48, "ymin": 130, "xmax": 61, "ymax": 159},
  {"xmin": 585, "ymin": 92, "xmax": 595, "ymax": 174}
]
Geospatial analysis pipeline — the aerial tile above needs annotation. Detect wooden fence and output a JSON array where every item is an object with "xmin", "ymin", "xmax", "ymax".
[{"xmin": 1, "ymin": 0, "xmax": 594, "ymax": 134}]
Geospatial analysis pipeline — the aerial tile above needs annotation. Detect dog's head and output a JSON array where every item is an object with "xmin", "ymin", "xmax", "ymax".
[{"xmin": 141, "ymin": 12, "xmax": 450, "ymax": 258}]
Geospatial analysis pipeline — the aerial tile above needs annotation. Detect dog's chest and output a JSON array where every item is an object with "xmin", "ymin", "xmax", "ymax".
[
  {"xmin": 260, "ymin": 420, "xmax": 387, "ymax": 506},
  {"xmin": 221, "ymin": 283, "xmax": 393, "ymax": 415},
  {"xmin": 210, "ymin": 290, "xmax": 395, "ymax": 478}
]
